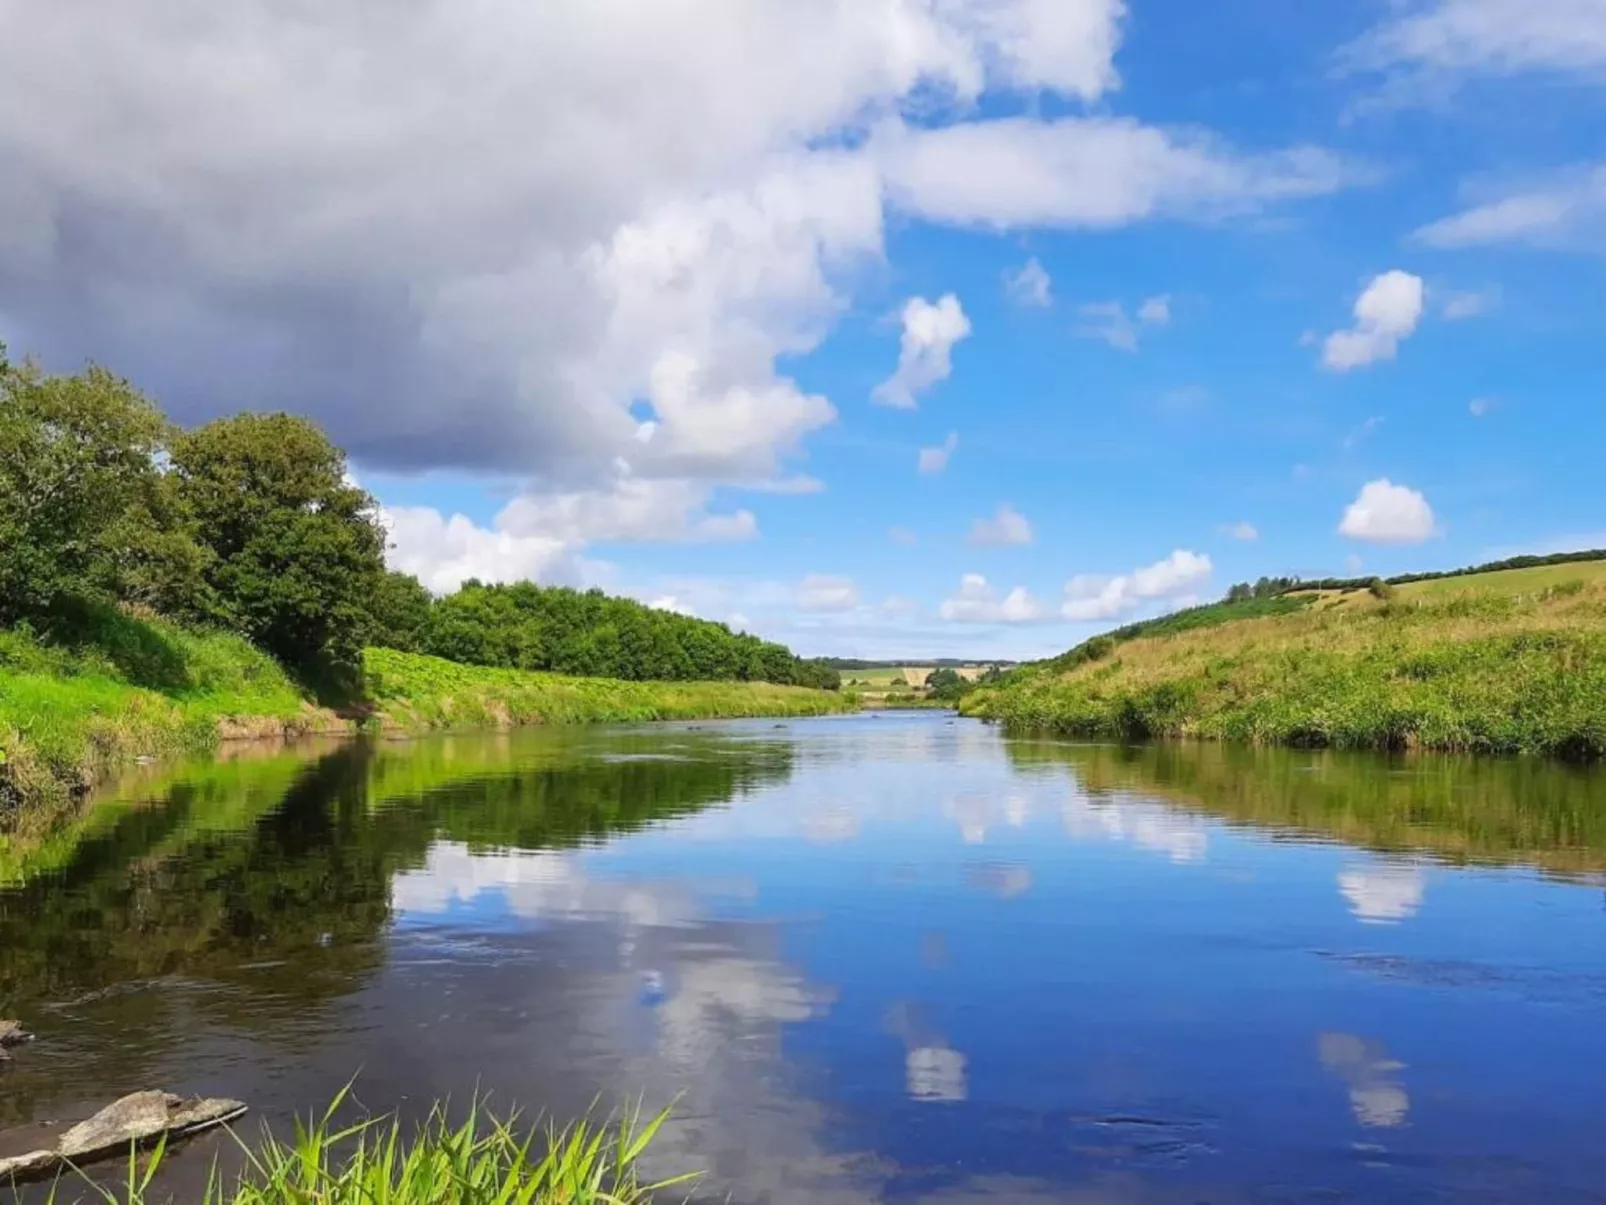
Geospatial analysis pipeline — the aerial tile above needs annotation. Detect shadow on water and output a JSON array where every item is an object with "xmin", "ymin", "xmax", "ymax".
[
  {"xmin": 0, "ymin": 727, "xmax": 796, "ymax": 1129},
  {"xmin": 1006, "ymin": 737, "xmax": 1606, "ymax": 881}
]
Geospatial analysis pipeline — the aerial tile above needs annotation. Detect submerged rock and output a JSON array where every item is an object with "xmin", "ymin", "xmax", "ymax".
[{"xmin": 0, "ymin": 1091, "xmax": 246, "ymax": 1184}]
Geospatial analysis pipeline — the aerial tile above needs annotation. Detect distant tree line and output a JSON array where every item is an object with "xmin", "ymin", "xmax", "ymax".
[
  {"xmin": 0, "ymin": 349, "xmax": 837, "ymax": 692},
  {"xmin": 1224, "ymin": 549, "xmax": 1606, "ymax": 605},
  {"xmin": 378, "ymin": 578, "xmax": 841, "ymax": 690},
  {"xmin": 820, "ymin": 657, "xmax": 1016, "ymax": 670}
]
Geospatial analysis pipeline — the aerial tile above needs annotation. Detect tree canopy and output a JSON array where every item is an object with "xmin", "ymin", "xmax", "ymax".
[
  {"xmin": 0, "ymin": 351, "xmax": 838, "ymax": 693},
  {"xmin": 171, "ymin": 413, "xmax": 386, "ymax": 686},
  {"xmin": 404, "ymin": 580, "xmax": 840, "ymax": 689}
]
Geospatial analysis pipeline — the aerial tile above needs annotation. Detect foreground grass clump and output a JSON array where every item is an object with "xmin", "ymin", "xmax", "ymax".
[
  {"xmin": 49, "ymin": 1093, "xmax": 693, "ymax": 1205},
  {"xmin": 0, "ymin": 606, "xmax": 317, "ymax": 812},
  {"xmin": 364, "ymin": 646, "xmax": 855, "ymax": 729},
  {"xmin": 964, "ymin": 574, "xmax": 1606, "ymax": 757}
]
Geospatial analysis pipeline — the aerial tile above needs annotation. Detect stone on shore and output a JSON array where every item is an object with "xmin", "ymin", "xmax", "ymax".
[{"xmin": 0, "ymin": 1091, "xmax": 247, "ymax": 1184}]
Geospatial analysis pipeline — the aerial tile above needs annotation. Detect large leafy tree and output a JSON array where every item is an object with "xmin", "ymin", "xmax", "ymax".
[
  {"xmin": 0, "ymin": 352, "xmax": 203, "ymax": 622},
  {"xmin": 367, "ymin": 570, "xmax": 436, "ymax": 653},
  {"xmin": 171, "ymin": 413, "xmax": 386, "ymax": 687}
]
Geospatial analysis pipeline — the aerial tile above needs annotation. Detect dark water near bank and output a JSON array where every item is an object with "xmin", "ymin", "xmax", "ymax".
[{"xmin": 4, "ymin": 714, "xmax": 1606, "ymax": 1202}]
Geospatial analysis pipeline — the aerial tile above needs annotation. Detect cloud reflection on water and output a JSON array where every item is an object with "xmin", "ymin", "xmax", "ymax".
[{"xmin": 1337, "ymin": 861, "xmax": 1425, "ymax": 925}]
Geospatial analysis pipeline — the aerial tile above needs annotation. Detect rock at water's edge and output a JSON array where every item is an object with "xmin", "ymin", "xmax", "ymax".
[{"xmin": 0, "ymin": 1091, "xmax": 247, "ymax": 1184}]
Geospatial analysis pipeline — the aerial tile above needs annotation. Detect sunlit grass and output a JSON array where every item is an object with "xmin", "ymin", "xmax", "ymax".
[
  {"xmin": 965, "ymin": 577, "xmax": 1606, "ymax": 756},
  {"xmin": 39, "ymin": 1090, "xmax": 694, "ymax": 1205},
  {"xmin": 1, "ymin": 611, "xmax": 310, "ymax": 813},
  {"xmin": 364, "ymin": 646, "xmax": 855, "ymax": 730}
]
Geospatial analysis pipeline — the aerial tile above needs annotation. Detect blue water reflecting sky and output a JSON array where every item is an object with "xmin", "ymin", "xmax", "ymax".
[{"xmin": 380, "ymin": 714, "xmax": 1606, "ymax": 1203}]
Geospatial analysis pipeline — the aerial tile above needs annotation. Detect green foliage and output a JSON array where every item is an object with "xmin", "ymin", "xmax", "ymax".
[
  {"xmin": 415, "ymin": 581, "xmax": 840, "ymax": 690},
  {"xmin": 0, "ymin": 355, "xmax": 192, "ymax": 622},
  {"xmin": 364, "ymin": 646, "xmax": 854, "ymax": 729},
  {"xmin": 923, "ymin": 667, "xmax": 968, "ymax": 703},
  {"xmin": 0, "ymin": 607, "xmax": 310, "ymax": 814},
  {"xmin": 39, "ymin": 1089, "xmax": 690, "ymax": 1205},
  {"xmin": 172, "ymin": 413, "xmax": 387, "ymax": 689},
  {"xmin": 1224, "ymin": 576, "xmax": 1301, "ymax": 603},
  {"xmin": 367, "ymin": 571, "xmax": 436, "ymax": 654}
]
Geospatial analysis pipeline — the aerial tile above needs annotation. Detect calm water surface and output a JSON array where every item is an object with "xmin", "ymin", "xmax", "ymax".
[{"xmin": 3, "ymin": 713, "xmax": 1606, "ymax": 1203}]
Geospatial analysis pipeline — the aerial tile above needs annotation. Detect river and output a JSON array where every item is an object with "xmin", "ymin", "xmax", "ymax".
[{"xmin": 3, "ymin": 713, "xmax": 1605, "ymax": 1203}]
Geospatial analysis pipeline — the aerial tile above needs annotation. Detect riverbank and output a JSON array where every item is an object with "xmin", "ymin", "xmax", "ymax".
[
  {"xmin": 363, "ymin": 647, "xmax": 856, "ymax": 730},
  {"xmin": 963, "ymin": 570, "xmax": 1606, "ymax": 757},
  {"xmin": 0, "ymin": 615, "xmax": 854, "ymax": 815},
  {"xmin": 0, "ymin": 613, "xmax": 324, "ymax": 817}
]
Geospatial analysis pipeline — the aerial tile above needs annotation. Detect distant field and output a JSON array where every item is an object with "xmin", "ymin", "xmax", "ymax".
[
  {"xmin": 1296, "ymin": 560, "xmax": 1606, "ymax": 610},
  {"xmin": 841, "ymin": 664, "xmax": 1000, "ymax": 690},
  {"xmin": 1399, "ymin": 560, "xmax": 1606, "ymax": 600},
  {"xmin": 841, "ymin": 668, "xmax": 912, "ymax": 689}
]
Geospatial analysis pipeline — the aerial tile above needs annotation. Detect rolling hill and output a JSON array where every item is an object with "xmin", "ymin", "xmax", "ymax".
[{"xmin": 961, "ymin": 553, "xmax": 1606, "ymax": 758}]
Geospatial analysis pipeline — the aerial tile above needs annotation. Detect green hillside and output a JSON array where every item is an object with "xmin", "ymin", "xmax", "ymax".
[
  {"xmin": 0, "ymin": 608, "xmax": 852, "ymax": 816},
  {"xmin": 963, "ymin": 556, "xmax": 1606, "ymax": 757}
]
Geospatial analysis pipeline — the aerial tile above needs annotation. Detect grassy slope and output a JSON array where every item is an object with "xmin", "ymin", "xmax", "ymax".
[
  {"xmin": 963, "ymin": 564, "xmax": 1606, "ymax": 756},
  {"xmin": 0, "ymin": 612, "xmax": 318, "ymax": 812},
  {"xmin": 0, "ymin": 615, "xmax": 855, "ymax": 813},
  {"xmin": 364, "ymin": 646, "xmax": 855, "ymax": 729}
]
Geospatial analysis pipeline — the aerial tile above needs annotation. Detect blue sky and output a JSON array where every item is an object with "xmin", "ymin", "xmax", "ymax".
[{"xmin": 3, "ymin": 0, "xmax": 1604, "ymax": 658}]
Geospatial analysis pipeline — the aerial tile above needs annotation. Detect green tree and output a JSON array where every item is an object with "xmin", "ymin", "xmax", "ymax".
[
  {"xmin": 171, "ymin": 413, "xmax": 386, "ymax": 687},
  {"xmin": 367, "ymin": 570, "xmax": 436, "ymax": 652},
  {"xmin": 0, "ymin": 353, "xmax": 195, "ymax": 622},
  {"xmin": 924, "ymin": 666, "xmax": 968, "ymax": 703}
]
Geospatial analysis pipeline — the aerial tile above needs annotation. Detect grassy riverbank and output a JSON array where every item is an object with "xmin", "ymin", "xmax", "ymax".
[
  {"xmin": 362, "ymin": 647, "xmax": 854, "ymax": 729},
  {"xmin": 0, "ymin": 610, "xmax": 321, "ymax": 816},
  {"xmin": 0, "ymin": 611, "xmax": 854, "ymax": 814},
  {"xmin": 964, "ymin": 565, "xmax": 1606, "ymax": 757}
]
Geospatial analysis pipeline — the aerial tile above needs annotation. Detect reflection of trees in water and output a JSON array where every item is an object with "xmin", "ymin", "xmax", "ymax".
[
  {"xmin": 0, "ymin": 731, "xmax": 795, "ymax": 1119},
  {"xmin": 1007, "ymin": 739, "xmax": 1606, "ymax": 878}
]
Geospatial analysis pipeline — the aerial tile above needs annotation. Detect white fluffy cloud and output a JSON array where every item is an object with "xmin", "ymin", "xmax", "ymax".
[
  {"xmin": 879, "ymin": 117, "xmax": 1353, "ymax": 230},
  {"xmin": 1003, "ymin": 257, "xmax": 1053, "ymax": 307},
  {"xmin": 919, "ymin": 431, "xmax": 960, "ymax": 475},
  {"xmin": 1344, "ymin": 0, "xmax": 1606, "ymax": 87},
  {"xmin": 968, "ymin": 503, "xmax": 1034, "ymax": 546},
  {"xmin": 1338, "ymin": 479, "xmax": 1438, "ymax": 544},
  {"xmin": 939, "ymin": 574, "xmax": 1045, "ymax": 623},
  {"xmin": 796, "ymin": 574, "xmax": 861, "ymax": 612},
  {"xmin": 1221, "ymin": 521, "xmax": 1260, "ymax": 541},
  {"xmin": 1321, "ymin": 271, "xmax": 1425, "ymax": 372},
  {"xmin": 1414, "ymin": 164, "xmax": 1606, "ymax": 249},
  {"xmin": 384, "ymin": 475, "xmax": 757, "ymax": 593},
  {"xmin": 0, "ymin": 0, "xmax": 1357, "ymax": 596},
  {"xmin": 1074, "ymin": 294, "xmax": 1170, "ymax": 351},
  {"xmin": 874, "ymin": 294, "xmax": 972, "ymax": 408},
  {"xmin": 1061, "ymin": 549, "xmax": 1213, "ymax": 621}
]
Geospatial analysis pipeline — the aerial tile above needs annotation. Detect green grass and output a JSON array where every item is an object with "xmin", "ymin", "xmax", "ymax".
[
  {"xmin": 1, "ymin": 610, "xmax": 855, "ymax": 820},
  {"xmin": 37, "ymin": 1090, "xmax": 693, "ymax": 1205},
  {"xmin": 965, "ymin": 572, "xmax": 1606, "ymax": 757},
  {"xmin": 364, "ymin": 646, "xmax": 855, "ymax": 729},
  {"xmin": 1396, "ymin": 559, "xmax": 1606, "ymax": 601},
  {"xmin": 0, "ymin": 608, "xmax": 315, "ymax": 814}
]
